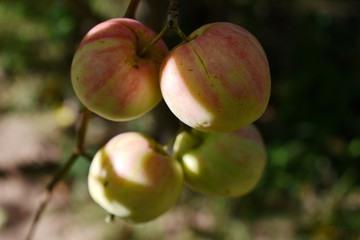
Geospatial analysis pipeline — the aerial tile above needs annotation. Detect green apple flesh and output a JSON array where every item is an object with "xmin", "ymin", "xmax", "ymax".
[
  {"xmin": 160, "ymin": 22, "xmax": 271, "ymax": 132},
  {"xmin": 71, "ymin": 18, "xmax": 168, "ymax": 121},
  {"xmin": 173, "ymin": 124, "xmax": 266, "ymax": 197},
  {"xmin": 88, "ymin": 132, "xmax": 184, "ymax": 222}
]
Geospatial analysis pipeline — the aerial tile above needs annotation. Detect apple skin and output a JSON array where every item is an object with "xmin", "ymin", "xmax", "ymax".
[
  {"xmin": 173, "ymin": 124, "xmax": 266, "ymax": 198},
  {"xmin": 160, "ymin": 22, "xmax": 271, "ymax": 132},
  {"xmin": 88, "ymin": 132, "xmax": 184, "ymax": 223},
  {"xmin": 71, "ymin": 18, "xmax": 168, "ymax": 121}
]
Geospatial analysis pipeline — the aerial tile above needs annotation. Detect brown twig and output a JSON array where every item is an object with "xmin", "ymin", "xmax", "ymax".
[
  {"xmin": 139, "ymin": 0, "xmax": 187, "ymax": 56},
  {"xmin": 67, "ymin": 0, "xmax": 105, "ymax": 23},
  {"xmin": 124, "ymin": 0, "xmax": 141, "ymax": 19},
  {"xmin": 167, "ymin": 0, "xmax": 180, "ymax": 29},
  {"xmin": 76, "ymin": 107, "xmax": 91, "ymax": 152},
  {"xmin": 24, "ymin": 108, "xmax": 91, "ymax": 240}
]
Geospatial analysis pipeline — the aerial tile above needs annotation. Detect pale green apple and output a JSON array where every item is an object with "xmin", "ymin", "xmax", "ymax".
[
  {"xmin": 88, "ymin": 132, "xmax": 184, "ymax": 222},
  {"xmin": 173, "ymin": 124, "xmax": 266, "ymax": 197}
]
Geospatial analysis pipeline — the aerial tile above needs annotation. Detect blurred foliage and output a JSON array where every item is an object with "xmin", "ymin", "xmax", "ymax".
[{"xmin": 0, "ymin": 0, "xmax": 360, "ymax": 239}]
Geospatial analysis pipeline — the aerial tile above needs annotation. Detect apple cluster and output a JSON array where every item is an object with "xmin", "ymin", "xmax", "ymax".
[{"xmin": 71, "ymin": 18, "xmax": 270, "ymax": 222}]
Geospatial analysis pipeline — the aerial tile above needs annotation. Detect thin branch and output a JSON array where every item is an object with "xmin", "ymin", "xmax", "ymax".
[
  {"xmin": 67, "ymin": 0, "xmax": 105, "ymax": 23},
  {"xmin": 25, "ymin": 153, "xmax": 79, "ymax": 240},
  {"xmin": 124, "ymin": 0, "xmax": 141, "ymax": 19},
  {"xmin": 167, "ymin": 0, "xmax": 189, "ymax": 42},
  {"xmin": 167, "ymin": 0, "xmax": 180, "ymax": 29},
  {"xmin": 76, "ymin": 107, "xmax": 91, "ymax": 152},
  {"xmin": 81, "ymin": 152, "xmax": 94, "ymax": 162},
  {"xmin": 24, "ymin": 108, "xmax": 91, "ymax": 240},
  {"xmin": 139, "ymin": 0, "xmax": 188, "ymax": 56}
]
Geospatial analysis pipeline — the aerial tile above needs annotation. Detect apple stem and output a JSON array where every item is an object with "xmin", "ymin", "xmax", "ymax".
[
  {"xmin": 163, "ymin": 122, "xmax": 190, "ymax": 153},
  {"xmin": 174, "ymin": 24, "xmax": 190, "ymax": 42},
  {"xmin": 105, "ymin": 214, "xmax": 115, "ymax": 223},
  {"xmin": 139, "ymin": 24, "xmax": 170, "ymax": 57}
]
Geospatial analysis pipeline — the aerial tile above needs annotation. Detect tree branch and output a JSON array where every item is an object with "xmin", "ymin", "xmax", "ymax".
[
  {"xmin": 139, "ymin": 0, "xmax": 188, "ymax": 56},
  {"xmin": 167, "ymin": 0, "xmax": 189, "ymax": 42},
  {"xmin": 24, "ymin": 108, "xmax": 91, "ymax": 240},
  {"xmin": 124, "ymin": 0, "xmax": 141, "ymax": 19}
]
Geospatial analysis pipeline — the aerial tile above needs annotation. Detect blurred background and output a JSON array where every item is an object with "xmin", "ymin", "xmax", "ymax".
[{"xmin": 0, "ymin": 0, "xmax": 359, "ymax": 239}]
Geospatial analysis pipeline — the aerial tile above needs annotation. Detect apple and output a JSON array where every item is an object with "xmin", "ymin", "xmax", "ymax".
[
  {"xmin": 71, "ymin": 18, "xmax": 168, "ymax": 121},
  {"xmin": 88, "ymin": 132, "xmax": 184, "ymax": 222},
  {"xmin": 160, "ymin": 22, "xmax": 271, "ymax": 132},
  {"xmin": 173, "ymin": 124, "xmax": 266, "ymax": 198}
]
